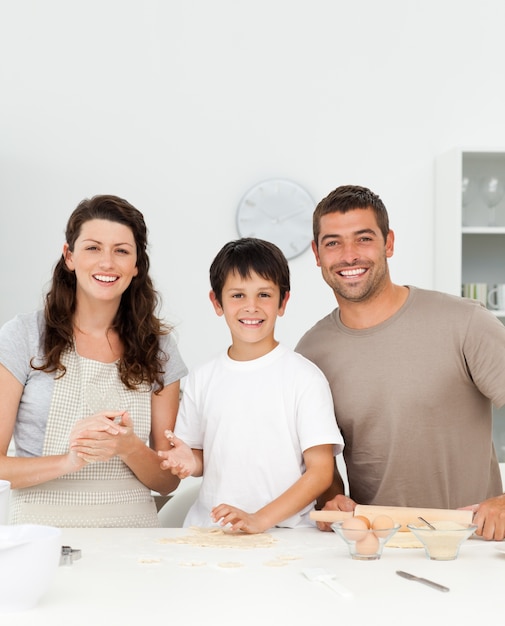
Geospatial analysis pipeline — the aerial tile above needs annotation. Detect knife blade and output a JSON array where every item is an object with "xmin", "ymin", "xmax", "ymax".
[{"xmin": 396, "ymin": 570, "xmax": 450, "ymax": 592}]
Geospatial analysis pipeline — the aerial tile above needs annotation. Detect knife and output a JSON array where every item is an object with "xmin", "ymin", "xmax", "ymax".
[{"xmin": 396, "ymin": 570, "xmax": 450, "ymax": 592}]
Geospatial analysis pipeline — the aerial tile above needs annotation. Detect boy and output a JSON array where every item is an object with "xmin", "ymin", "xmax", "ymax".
[{"xmin": 158, "ymin": 238, "xmax": 343, "ymax": 533}]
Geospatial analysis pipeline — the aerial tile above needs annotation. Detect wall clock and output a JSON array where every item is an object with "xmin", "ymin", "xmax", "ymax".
[{"xmin": 236, "ymin": 179, "xmax": 315, "ymax": 260}]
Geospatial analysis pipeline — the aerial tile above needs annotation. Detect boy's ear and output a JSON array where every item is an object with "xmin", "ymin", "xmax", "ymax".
[
  {"xmin": 209, "ymin": 290, "xmax": 224, "ymax": 316},
  {"xmin": 277, "ymin": 291, "xmax": 290, "ymax": 317}
]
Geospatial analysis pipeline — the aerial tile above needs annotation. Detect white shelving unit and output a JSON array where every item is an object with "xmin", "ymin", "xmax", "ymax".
[
  {"xmin": 435, "ymin": 148, "xmax": 505, "ymax": 303},
  {"xmin": 435, "ymin": 147, "xmax": 505, "ymax": 461}
]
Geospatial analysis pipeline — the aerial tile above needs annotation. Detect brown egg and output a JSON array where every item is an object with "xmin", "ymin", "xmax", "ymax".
[
  {"xmin": 341, "ymin": 516, "xmax": 369, "ymax": 541},
  {"xmin": 354, "ymin": 515, "xmax": 371, "ymax": 528},
  {"xmin": 371, "ymin": 514, "xmax": 395, "ymax": 538},
  {"xmin": 355, "ymin": 532, "xmax": 380, "ymax": 556}
]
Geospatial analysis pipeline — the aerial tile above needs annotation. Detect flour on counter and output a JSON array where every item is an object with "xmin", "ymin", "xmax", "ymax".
[{"xmin": 158, "ymin": 526, "xmax": 277, "ymax": 549}]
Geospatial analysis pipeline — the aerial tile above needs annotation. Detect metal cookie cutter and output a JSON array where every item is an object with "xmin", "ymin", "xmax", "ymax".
[{"xmin": 60, "ymin": 545, "xmax": 82, "ymax": 566}]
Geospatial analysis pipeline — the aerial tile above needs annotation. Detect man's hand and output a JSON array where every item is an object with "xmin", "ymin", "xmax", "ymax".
[
  {"xmin": 461, "ymin": 494, "xmax": 505, "ymax": 540},
  {"xmin": 316, "ymin": 494, "xmax": 357, "ymax": 532}
]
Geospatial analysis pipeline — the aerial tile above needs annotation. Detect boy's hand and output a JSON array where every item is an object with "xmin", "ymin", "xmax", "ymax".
[
  {"xmin": 158, "ymin": 431, "xmax": 196, "ymax": 478},
  {"xmin": 211, "ymin": 503, "xmax": 266, "ymax": 534}
]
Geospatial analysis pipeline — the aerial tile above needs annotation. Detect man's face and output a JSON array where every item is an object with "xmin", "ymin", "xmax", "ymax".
[{"xmin": 312, "ymin": 208, "xmax": 394, "ymax": 303}]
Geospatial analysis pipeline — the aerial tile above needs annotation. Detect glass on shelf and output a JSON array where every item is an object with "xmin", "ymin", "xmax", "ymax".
[
  {"xmin": 480, "ymin": 175, "xmax": 505, "ymax": 226},
  {"xmin": 461, "ymin": 176, "xmax": 472, "ymax": 226}
]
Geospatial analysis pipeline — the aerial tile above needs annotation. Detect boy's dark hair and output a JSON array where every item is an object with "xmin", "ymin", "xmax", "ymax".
[
  {"xmin": 313, "ymin": 184, "xmax": 390, "ymax": 245},
  {"xmin": 210, "ymin": 237, "xmax": 290, "ymax": 307}
]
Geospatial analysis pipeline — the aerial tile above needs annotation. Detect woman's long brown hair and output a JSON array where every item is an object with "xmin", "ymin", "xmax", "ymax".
[{"xmin": 32, "ymin": 195, "xmax": 169, "ymax": 392}]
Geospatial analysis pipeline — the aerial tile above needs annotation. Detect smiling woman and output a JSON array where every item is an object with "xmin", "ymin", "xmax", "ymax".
[
  {"xmin": 64, "ymin": 219, "xmax": 139, "ymax": 311},
  {"xmin": 0, "ymin": 195, "xmax": 188, "ymax": 528}
]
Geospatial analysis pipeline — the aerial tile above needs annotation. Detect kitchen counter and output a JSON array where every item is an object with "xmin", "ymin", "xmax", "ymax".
[{"xmin": 5, "ymin": 526, "xmax": 503, "ymax": 625}]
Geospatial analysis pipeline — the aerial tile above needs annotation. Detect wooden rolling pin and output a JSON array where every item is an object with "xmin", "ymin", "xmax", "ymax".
[{"xmin": 310, "ymin": 504, "xmax": 474, "ymax": 531}]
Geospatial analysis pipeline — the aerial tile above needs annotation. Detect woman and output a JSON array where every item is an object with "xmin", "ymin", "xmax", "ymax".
[{"xmin": 0, "ymin": 195, "xmax": 187, "ymax": 527}]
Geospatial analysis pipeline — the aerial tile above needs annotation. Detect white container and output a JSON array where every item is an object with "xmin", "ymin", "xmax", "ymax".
[
  {"xmin": 0, "ymin": 481, "xmax": 10, "ymax": 525},
  {"xmin": 0, "ymin": 524, "xmax": 62, "ymax": 612},
  {"xmin": 488, "ymin": 284, "xmax": 505, "ymax": 310}
]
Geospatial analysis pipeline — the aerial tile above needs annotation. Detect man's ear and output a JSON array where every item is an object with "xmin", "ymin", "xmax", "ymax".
[
  {"xmin": 209, "ymin": 290, "xmax": 224, "ymax": 316},
  {"xmin": 311, "ymin": 240, "xmax": 321, "ymax": 267},
  {"xmin": 385, "ymin": 229, "xmax": 395, "ymax": 258}
]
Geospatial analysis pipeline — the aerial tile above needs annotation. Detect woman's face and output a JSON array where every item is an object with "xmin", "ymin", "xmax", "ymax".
[{"xmin": 63, "ymin": 219, "xmax": 138, "ymax": 306}]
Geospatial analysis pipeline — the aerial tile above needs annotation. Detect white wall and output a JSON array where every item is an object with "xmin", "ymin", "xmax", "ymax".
[{"xmin": 1, "ymin": 0, "xmax": 504, "ymax": 370}]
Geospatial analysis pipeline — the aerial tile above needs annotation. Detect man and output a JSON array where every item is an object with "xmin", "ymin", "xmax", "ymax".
[{"xmin": 296, "ymin": 184, "xmax": 505, "ymax": 540}]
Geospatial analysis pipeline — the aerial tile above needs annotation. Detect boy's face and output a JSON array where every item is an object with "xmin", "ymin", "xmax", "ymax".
[{"xmin": 209, "ymin": 270, "xmax": 289, "ymax": 358}]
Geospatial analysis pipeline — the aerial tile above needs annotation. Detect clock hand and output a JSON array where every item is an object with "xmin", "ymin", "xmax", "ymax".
[
  {"xmin": 277, "ymin": 207, "xmax": 308, "ymax": 223},
  {"xmin": 257, "ymin": 206, "xmax": 277, "ymax": 222}
]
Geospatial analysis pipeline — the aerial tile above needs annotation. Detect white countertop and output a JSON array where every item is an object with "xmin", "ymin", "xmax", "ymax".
[{"xmin": 5, "ymin": 526, "xmax": 503, "ymax": 625}]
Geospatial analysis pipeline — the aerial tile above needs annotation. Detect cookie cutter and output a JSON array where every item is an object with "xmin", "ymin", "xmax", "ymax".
[{"xmin": 60, "ymin": 545, "xmax": 82, "ymax": 566}]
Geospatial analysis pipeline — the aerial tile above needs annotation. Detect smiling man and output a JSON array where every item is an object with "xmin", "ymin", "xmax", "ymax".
[{"xmin": 296, "ymin": 184, "xmax": 505, "ymax": 541}]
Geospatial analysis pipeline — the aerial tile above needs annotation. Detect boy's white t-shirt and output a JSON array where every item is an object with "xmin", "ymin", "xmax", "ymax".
[{"xmin": 175, "ymin": 343, "xmax": 344, "ymax": 528}]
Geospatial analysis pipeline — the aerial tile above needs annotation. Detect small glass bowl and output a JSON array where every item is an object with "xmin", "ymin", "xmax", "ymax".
[
  {"xmin": 407, "ymin": 522, "xmax": 478, "ymax": 561},
  {"xmin": 331, "ymin": 521, "xmax": 401, "ymax": 560}
]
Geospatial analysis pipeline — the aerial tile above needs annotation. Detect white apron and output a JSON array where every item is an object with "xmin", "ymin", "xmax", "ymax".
[{"xmin": 10, "ymin": 347, "xmax": 160, "ymax": 527}]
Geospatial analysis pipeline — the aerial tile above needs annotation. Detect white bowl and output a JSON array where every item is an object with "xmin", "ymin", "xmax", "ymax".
[{"xmin": 0, "ymin": 524, "xmax": 62, "ymax": 612}]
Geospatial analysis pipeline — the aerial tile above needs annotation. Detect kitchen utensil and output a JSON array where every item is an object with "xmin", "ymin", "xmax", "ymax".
[
  {"xmin": 60, "ymin": 545, "xmax": 82, "ymax": 566},
  {"xmin": 310, "ymin": 504, "xmax": 473, "ymax": 530},
  {"xmin": 302, "ymin": 568, "xmax": 353, "ymax": 599},
  {"xmin": 396, "ymin": 570, "xmax": 450, "ymax": 592},
  {"xmin": 417, "ymin": 516, "xmax": 436, "ymax": 530}
]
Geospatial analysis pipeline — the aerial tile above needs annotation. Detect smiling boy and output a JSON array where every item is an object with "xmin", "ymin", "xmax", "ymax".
[{"xmin": 158, "ymin": 237, "xmax": 344, "ymax": 533}]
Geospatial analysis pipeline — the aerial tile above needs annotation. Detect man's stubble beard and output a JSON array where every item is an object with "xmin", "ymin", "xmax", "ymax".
[{"xmin": 323, "ymin": 255, "xmax": 390, "ymax": 304}]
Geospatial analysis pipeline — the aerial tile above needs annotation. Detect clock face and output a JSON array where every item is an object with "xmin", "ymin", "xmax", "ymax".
[{"xmin": 236, "ymin": 179, "xmax": 315, "ymax": 260}]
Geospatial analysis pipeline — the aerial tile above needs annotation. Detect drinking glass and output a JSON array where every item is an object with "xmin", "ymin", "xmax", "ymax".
[
  {"xmin": 480, "ymin": 175, "xmax": 504, "ymax": 226},
  {"xmin": 462, "ymin": 176, "xmax": 472, "ymax": 225}
]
